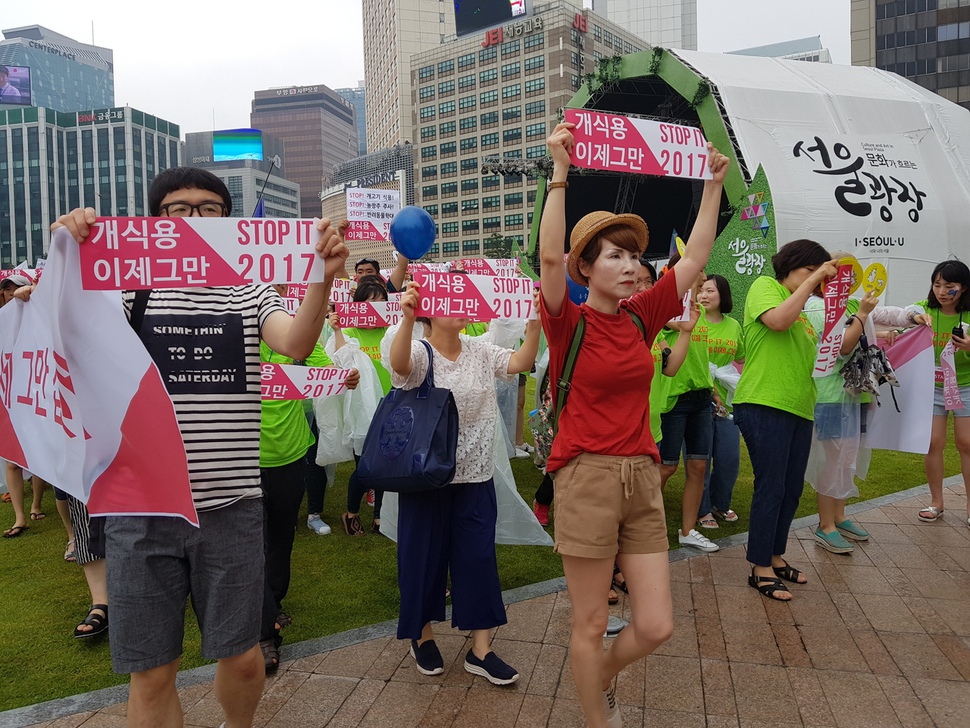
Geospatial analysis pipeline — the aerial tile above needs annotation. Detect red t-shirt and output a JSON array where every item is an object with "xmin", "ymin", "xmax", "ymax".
[{"xmin": 540, "ymin": 269, "xmax": 682, "ymax": 472}]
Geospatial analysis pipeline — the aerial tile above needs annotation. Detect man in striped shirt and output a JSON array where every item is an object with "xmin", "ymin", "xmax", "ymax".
[{"xmin": 52, "ymin": 168, "xmax": 349, "ymax": 728}]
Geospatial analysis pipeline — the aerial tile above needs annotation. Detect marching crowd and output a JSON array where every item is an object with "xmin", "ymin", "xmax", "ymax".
[{"xmin": 1, "ymin": 123, "xmax": 969, "ymax": 728}]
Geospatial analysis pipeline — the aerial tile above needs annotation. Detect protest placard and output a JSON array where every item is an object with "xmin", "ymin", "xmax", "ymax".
[
  {"xmin": 413, "ymin": 272, "xmax": 535, "ymax": 320},
  {"xmin": 813, "ymin": 264, "xmax": 854, "ymax": 378},
  {"xmin": 345, "ymin": 188, "xmax": 400, "ymax": 243},
  {"xmin": 335, "ymin": 298, "xmax": 403, "ymax": 328},
  {"xmin": 260, "ymin": 363, "xmax": 353, "ymax": 400}
]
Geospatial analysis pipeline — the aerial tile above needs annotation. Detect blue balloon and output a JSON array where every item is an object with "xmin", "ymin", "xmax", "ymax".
[
  {"xmin": 566, "ymin": 277, "xmax": 589, "ymax": 305},
  {"xmin": 389, "ymin": 206, "xmax": 437, "ymax": 260}
]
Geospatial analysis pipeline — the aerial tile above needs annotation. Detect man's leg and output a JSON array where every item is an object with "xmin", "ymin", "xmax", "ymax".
[
  {"xmin": 128, "ymin": 660, "xmax": 182, "ymax": 728},
  {"xmin": 215, "ymin": 645, "xmax": 265, "ymax": 728}
]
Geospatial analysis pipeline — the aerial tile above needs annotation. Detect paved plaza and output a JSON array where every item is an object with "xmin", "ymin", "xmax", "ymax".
[{"xmin": 8, "ymin": 480, "xmax": 970, "ymax": 728}]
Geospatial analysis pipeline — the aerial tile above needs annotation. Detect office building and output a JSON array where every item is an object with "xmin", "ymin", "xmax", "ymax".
[
  {"xmin": 0, "ymin": 105, "xmax": 181, "ymax": 266},
  {"xmin": 729, "ymin": 36, "xmax": 832, "ymax": 63},
  {"xmin": 411, "ymin": 0, "xmax": 647, "ymax": 261},
  {"xmin": 852, "ymin": 0, "xmax": 970, "ymax": 108},
  {"xmin": 184, "ymin": 130, "xmax": 300, "ymax": 219},
  {"xmin": 250, "ymin": 84, "xmax": 358, "ymax": 216},
  {"xmin": 335, "ymin": 82, "xmax": 367, "ymax": 156},
  {"xmin": 0, "ymin": 25, "xmax": 114, "ymax": 112},
  {"xmin": 319, "ymin": 143, "xmax": 415, "ymax": 266},
  {"xmin": 591, "ymin": 0, "xmax": 697, "ymax": 50}
]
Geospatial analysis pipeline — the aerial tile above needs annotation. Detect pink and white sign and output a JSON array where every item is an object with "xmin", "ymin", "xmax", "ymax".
[
  {"xmin": 408, "ymin": 262, "xmax": 451, "ymax": 276},
  {"xmin": 867, "ymin": 325, "xmax": 934, "ymax": 453},
  {"xmin": 457, "ymin": 258, "xmax": 520, "ymax": 277},
  {"xmin": 414, "ymin": 272, "xmax": 535, "ymax": 320},
  {"xmin": 565, "ymin": 109, "xmax": 713, "ymax": 180},
  {"xmin": 260, "ymin": 363, "xmax": 353, "ymax": 400},
  {"xmin": 282, "ymin": 298, "xmax": 300, "ymax": 315},
  {"xmin": 79, "ymin": 217, "xmax": 327, "ymax": 290},
  {"xmin": 0, "ymin": 268, "xmax": 35, "ymax": 283},
  {"xmin": 940, "ymin": 339, "xmax": 964, "ymax": 411},
  {"xmin": 813, "ymin": 264, "xmax": 853, "ymax": 378},
  {"xmin": 336, "ymin": 299, "xmax": 403, "ymax": 329},
  {"xmin": 330, "ymin": 278, "xmax": 356, "ymax": 304},
  {"xmin": 0, "ymin": 228, "xmax": 196, "ymax": 523},
  {"xmin": 345, "ymin": 188, "xmax": 400, "ymax": 242}
]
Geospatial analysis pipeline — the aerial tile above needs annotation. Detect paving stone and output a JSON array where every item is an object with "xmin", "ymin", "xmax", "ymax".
[
  {"xmin": 694, "ymin": 616, "xmax": 728, "ymax": 661},
  {"xmin": 513, "ymin": 695, "xmax": 554, "ymax": 727},
  {"xmin": 785, "ymin": 665, "xmax": 836, "ymax": 726},
  {"xmin": 835, "ymin": 564, "xmax": 897, "ymax": 595},
  {"xmin": 670, "ymin": 579, "xmax": 695, "ymax": 617},
  {"xmin": 364, "ymin": 637, "xmax": 409, "ymax": 680},
  {"xmin": 642, "ymin": 654, "xmax": 704, "ymax": 713},
  {"xmin": 655, "ymin": 613, "xmax": 699, "ymax": 658},
  {"xmin": 714, "ymin": 584, "xmax": 770, "ymax": 625},
  {"xmin": 357, "ymin": 680, "xmax": 438, "ymax": 728},
  {"xmin": 799, "ymin": 624, "xmax": 870, "ymax": 673},
  {"xmin": 908, "ymin": 676, "xmax": 970, "ymax": 728},
  {"xmin": 722, "ymin": 619, "xmax": 783, "ymax": 666},
  {"xmin": 878, "ymin": 632, "xmax": 961, "ymax": 681},
  {"xmin": 545, "ymin": 697, "xmax": 586, "ymax": 728},
  {"xmin": 689, "ymin": 581, "xmax": 720, "ymax": 620},
  {"xmin": 901, "ymin": 595, "xmax": 955, "ymax": 634},
  {"xmin": 320, "ymin": 636, "xmax": 393, "ymax": 678},
  {"xmin": 449, "ymin": 686, "xmax": 524, "ymax": 727},
  {"xmin": 770, "ymin": 623, "xmax": 812, "ymax": 668},
  {"xmin": 850, "ymin": 629, "xmax": 900, "ymax": 675},
  {"xmin": 75, "ymin": 716, "xmax": 127, "ymax": 727},
  {"xmin": 729, "ymin": 662, "xmax": 800, "ymax": 724},
  {"xmin": 852, "ymin": 594, "xmax": 925, "ymax": 633},
  {"xmin": 877, "ymin": 565, "xmax": 923, "ymax": 598},
  {"xmin": 700, "ymin": 658, "xmax": 737, "ymax": 717},
  {"xmin": 527, "ymin": 642, "xmax": 567, "ymax": 697},
  {"xmin": 495, "ymin": 598, "xmax": 555, "ymax": 643},
  {"xmin": 923, "ymin": 597, "xmax": 970, "ymax": 636},
  {"xmin": 613, "ymin": 653, "xmax": 646, "ymax": 709},
  {"xmin": 931, "ymin": 633, "xmax": 970, "ymax": 680},
  {"xmin": 828, "ymin": 591, "xmax": 871, "ymax": 630},
  {"xmin": 815, "ymin": 671, "xmax": 900, "ymax": 728},
  {"xmin": 787, "ymin": 589, "xmax": 845, "ymax": 628},
  {"xmin": 326, "ymin": 679, "xmax": 387, "ymax": 728},
  {"xmin": 417, "ymin": 685, "xmax": 465, "ymax": 728},
  {"xmin": 875, "ymin": 675, "xmax": 935, "ymax": 728},
  {"xmin": 260, "ymin": 674, "xmax": 356, "ymax": 728},
  {"xmin": 688, "ymin": 554, "xmax": 714, "ymax": 584}
]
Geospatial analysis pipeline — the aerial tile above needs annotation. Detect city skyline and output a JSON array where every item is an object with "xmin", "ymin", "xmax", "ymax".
[{"xmin": 2, "ymin": 0, "xmax": 850, "ymax": 136}]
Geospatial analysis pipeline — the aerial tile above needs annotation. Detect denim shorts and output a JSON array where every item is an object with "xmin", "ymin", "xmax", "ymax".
[
  {"xmin": 933, "ymin": 385, "xmax": 970, "ymax": 418},
  {"xmin": 659, "ymin": 389, "xmax": 714, "ymax": 465},
  {"xmin": 104, "ymin": 498, "xmax": 264, "ymax": 674}
]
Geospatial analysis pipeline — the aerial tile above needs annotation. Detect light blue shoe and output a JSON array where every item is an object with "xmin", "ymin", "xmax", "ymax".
[
  {"xmin": 813, "ymin": 527, "xmax": 854, "ymax": 554},
  {"xmin": 836, "ymin": 519, "xmax": 869, "ymax": 542}
]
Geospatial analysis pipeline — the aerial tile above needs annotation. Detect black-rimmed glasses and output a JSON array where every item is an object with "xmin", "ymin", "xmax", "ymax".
[{"xmin": 159, "ymin": 202, "xmax": 228, "ymax": 217}]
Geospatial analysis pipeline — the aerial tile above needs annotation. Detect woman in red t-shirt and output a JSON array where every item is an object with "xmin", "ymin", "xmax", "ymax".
[{"xmin": 538, "ymin": 121, "xmax": 728, "ymax": 728}]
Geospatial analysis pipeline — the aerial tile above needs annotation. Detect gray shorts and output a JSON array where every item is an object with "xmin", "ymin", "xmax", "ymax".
[
  {"xmin": 933, "ymin": 385, "xmax": 970, "ymax": 418},
  {"xmin": 104, "ymin": 498, "xmax": 264, "ymax": 674}
]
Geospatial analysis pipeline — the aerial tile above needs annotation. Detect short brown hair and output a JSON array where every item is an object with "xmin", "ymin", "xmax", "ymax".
[{"xmin": 579, "ymin": 224, "xmax": 643, "ymax": 271}]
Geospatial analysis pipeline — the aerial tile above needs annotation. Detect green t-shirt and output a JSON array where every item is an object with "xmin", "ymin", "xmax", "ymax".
[
  {"xmin": 660, "ymin": 308, "xmax": 714, "ymax": 413},
  {"xmin": 343, "ymin": 326, "xmax": 392, "ymax": 394},
  {"xmin": 734, "ymin": 276, "xmax": 819, "ymax": 420},
  {"xmin": 706, "ymin": 314, "xmax": 744, "ymax": 408},
  {"xmin": 649, "ymin": 337, "xmax": 666, "ymax": 443},
  {"xmin": 463, "ymin": 322, "xmax": 488, "ymax": 337},
  {"xmin": 259, "ymin": 341, "xmax": 331, "ymax": 468},
  {"xmin": 913, "ymin": 300, "xmax": 970, "ymax": 387}
]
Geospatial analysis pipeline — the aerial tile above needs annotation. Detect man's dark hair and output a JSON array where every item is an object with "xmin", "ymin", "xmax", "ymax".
[
  {"xmin": 148, "ymin": 167, "xmax": 232, "ymax": 216},
  {"xmin": 771, "ymin": 239, "xmax": 830, "ymax": 282},
  {"xmin": 927, "ymin": 259, "xmax": 970, "ymax": 312},
  {"xmin": 705, "ymin": 274, "xmax": 734, "ymax": 314},
  {"xmin": 639, "ymin": 258, "xmax": 657, "ymax": 283},
  {"xmin": 0, "ymin": 66, "xmax": 8, "ymax": 76}
]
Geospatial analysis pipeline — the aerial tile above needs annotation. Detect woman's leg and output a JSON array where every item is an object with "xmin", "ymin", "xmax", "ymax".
[
  {"xmin": 3, "ymin": 462, "xmax": 26, "ymax": 532},
  {"xmin": 953, "ymin": 417, "xmax": 970, "ymax": 518},
  {"xmin": 396, "ymin": 490, "xmax": 449, "ymax": 641},
  {"xmin": 772, "ymin": 415, "xmax": 813, "ymax": 561},
  {"xmin": 534, "ymin": 473, "xmax": 554, "ymax": 507},
  {"xmin": 709, "ymin": 416, "xmax": 741, "ymax": 513},
  {"xmin": 924, "ymin": 415, "xmax": 949, "ymax": 511},
  {"xmin": 561, "ymin": 554, "xmax": 616, "ymax": 728},
  {"xmin": 29, "ymin": 477, "xmax": 46, "ymax": 518}
]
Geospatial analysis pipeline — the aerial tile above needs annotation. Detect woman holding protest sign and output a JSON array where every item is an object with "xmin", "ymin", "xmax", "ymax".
[
  {"xmin": 733, "ymin": 241, "xmax": 837, "ymax": 601},
  {"xmin": 538, "ymin": 120, "xmax": 728, "ymax": 728}
]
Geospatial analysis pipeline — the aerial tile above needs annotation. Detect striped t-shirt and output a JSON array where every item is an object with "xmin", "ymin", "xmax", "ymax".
[{"xmin": 124, "ymin": 286, "xmax": 285, "ymax": 511}]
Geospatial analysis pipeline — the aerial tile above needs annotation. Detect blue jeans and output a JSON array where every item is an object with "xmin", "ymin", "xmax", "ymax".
[
  {"xmin": 734, "ymin": 404, "xmax": 813, "ymax": 568},
  {"xmin": 659, "ymin": 389, "xmax": 714, "ymax": 465},
  {"xmin": 699, "ymin": 413, "xmax": 741, "ymax": 517}
]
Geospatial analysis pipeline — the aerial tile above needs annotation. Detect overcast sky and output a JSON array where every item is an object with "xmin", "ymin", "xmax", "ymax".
[{"xmin": 4, "ymin": 0, "xmax": 850, "ymax": 134}]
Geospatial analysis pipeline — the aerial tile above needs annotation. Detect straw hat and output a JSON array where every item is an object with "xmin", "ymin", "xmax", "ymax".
[{"xmin": 567, "ymin": 212, "xmax": 649, "ymax": 285}]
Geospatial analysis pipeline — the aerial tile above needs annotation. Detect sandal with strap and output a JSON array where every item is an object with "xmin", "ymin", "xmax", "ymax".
[
  {"xmin": 917, "ymin": 506, "xmax": 944, "ymax": 522},
  {"xmin": 2, "ymin": 525, "xmax": 28, "ymax": 538},
  {"xmin": 748, "ymin": 569, "xmax": 792, "ymax": 601},
  {"xmin": 341, "ymin": 513, "xmax": 365, "ymax": 536},
  {"xmin": 772, "ymin": 561, "xmax": 807, "ymax": 585},
  {"xmin": 611, "ymin": 562, "xmax": 629, "ymax": 595},
  {"xmin": 608, "ymin": 588, "xmax": 619, "ymax": 605},
  {"xmin": 260, "ymin": 636, "xmax": 281, "ymax": 675},
  {"xmin": 276, "ymin": 611, "xmax": 293, "ymax": 629},
  {"xmin": 74, "ymin": 604, "xmax": 109, "ymax": 639}
]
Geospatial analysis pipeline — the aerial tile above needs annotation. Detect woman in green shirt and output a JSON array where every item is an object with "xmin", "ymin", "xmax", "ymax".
[{"xmin": 733, "ymin": 240, "xmax": 837, "ymax": 602}]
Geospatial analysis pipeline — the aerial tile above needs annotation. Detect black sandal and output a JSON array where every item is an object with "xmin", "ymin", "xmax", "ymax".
[
  {"xmin": 260, "ymin": 636, "xmax": 281, "ymax": 675},
  {"xmin": 341, "ymin": 513, "xmax": 365, "ymax": 536},
  {"xmin": 611, "ymin": 562, "xmax": 629, "ymax": 595},
  {"xmin": 276, "ymin": 611, "xmax": 293, "ymax": 629},
  {"xmin": 74, "ymin": 604, "xmax": 109, "ymax": 639},
  {"xmin": 772, "ymin": 561, "xmax": 807, "ymax": 585},
  {"xmin": 748, "ymin": 569, "xmax": 792, "ymax": 601}
]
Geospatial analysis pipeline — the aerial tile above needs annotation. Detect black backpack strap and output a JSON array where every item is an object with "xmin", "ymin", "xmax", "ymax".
[
  {"xmin": 128, "ymin": 290, "xmax": 151, "ymax": 335},
  {"xmin": 552, "ymin": 315, "xmax": 586, "ymax": 435},
  {"xmin": 628, "ymin": 310, "xmax": 647, "ymax": 342}
]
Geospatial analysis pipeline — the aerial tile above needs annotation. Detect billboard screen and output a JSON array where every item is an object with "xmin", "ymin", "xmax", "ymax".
[
  {"xmin": 0, "ymin": 65, "xmax": 31, "ymax": 106},
  {"xmin": 213, "ymin": 129, "xmax": 264, "ymax": 162},
  {"xmin": 454, "ymin": 0, "xmax": 526, "ymax": 38}
]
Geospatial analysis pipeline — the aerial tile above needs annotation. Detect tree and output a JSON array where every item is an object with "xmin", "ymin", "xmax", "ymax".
[{"xmin": 483, "ymin": 232, "xmax": 515, "ymax": 259}]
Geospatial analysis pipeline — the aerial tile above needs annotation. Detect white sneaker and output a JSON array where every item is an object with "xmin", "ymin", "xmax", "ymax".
[
  {"xmin": 602, "ymin": 677, "xmax": 622, "ymax": 728},
  {"xmin": 307, "ymin": 514, "xmax": 331, "ymax": 535},
  {"xmin": 679, "ymin": 528, "xmax": 720, "ymax": 552},
  {"xmin": 518, "ymin": 442, "xmax": 535, "ymax": 454},
  {"xmin": 513, "ymin": 447, "xmax": 531, "ymax": 459}
]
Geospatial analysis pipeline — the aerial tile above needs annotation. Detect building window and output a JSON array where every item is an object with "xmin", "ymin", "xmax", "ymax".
[
  {"xmin": 420, "ymin": 106, "xmax": 436, "ymax": 120},
  {"xmin": 419, "ymin": 86, "xmax": 435, "ymax": 101},
  {"xmin": 481, "ymin": 89, "xmax": 499, "ymax": 107},
  {"xmin": 525, "ymin": 34, "xmax": 544, "ymax": 51},
  {"xmin": 481, "ymin": 132, "xmax": 499, "ymax": 149},
  {"xmin": 460, "ymin": 116, "xmax": 478, "ymax": 132},
  {"xmin": 421, "ymin": 126, "xmax": 437, "ymax": 141},
  {"xmin": 459, "ymin": 95, "xmax": 477, "ymax": 111},
  {"xmin": 419, "ymin": 65, "xmax": 435, "ymax": 81},
  {"xmin": 439, "ymin": 121, "xmax": 457, "ymax": 136},
  {"xmin": 437, "ymin": 59, "xmax": 455, "ymax": 75},
  {"xmin": 524, "ymin": 55, "xmax": 545, "ymax": 73},
  {"xmin": 461, "ymin": 178, "xmax": 479, "ymax": 193},
  {"xmin": 479, "ymin": 46, "xmax": 497, "ymax": 64},
  {"xmin": 525, "ymin": 100, "xmax": 546, "ymax": 118},
  {"xmin": 442, "ymin": 221, "xmax": 459, "ymax": 236},
  {"xmin": 483, "ymin": 216, "xmax": 501, "ymax": 231},
  {"xmin": 421, "ymin": 145, "xmax": 437, "ymax": 160},
  {"xmin": 422, "ymin": 184, "xmax": 438, "ymax": 199},
  {"xmin": 458, "ymin": 52, "xmax": 476, "ymax": 70},
  {"xmin": 439, "ymin": 100, "xmax": 456, "ymax": 116},
  {"xmin": 461, "ymin": 157, "xmax": 478, "ymax": 173},
  {"xmin": 480, "ymin": 68, "xmax": 498, "ymax": 84},
  {"xmin": 504, "ymin": 106, "xmax": 522, "ymax": 123},
  {"xmin": 442, "ymin": 181, "xmax": 458, "ymax": 197},
  {"xmin": 504, "ymin": 192, "xmax": 523, "ymax": 208},
  {"xmin": 462, "ymin": 239, "xmax": 480, "ymax": 253},
  {"xmin": 422, "ymin": 165, "xmax": 437, "ymax": 180},
  {"xmin": 505, "ymin": 214, "xmax": 524, "ymax": 228},
  {"xmin": 483, "ymin": 195, "xmax": 501, "ymax": 209},
  {"xmin": 460, "ymin": 137, "xmax": 478, "ymax": 152},
  {"xmin": 503, "ymin": 127, "xmax": 522, "ymax": 143},
  {"xmin": 502, "ymin": 84, "xmax": 521, "ymax": 101},
  {"xmin": 480, "ymin": 111, "xmax": 499, "ymax": 127},
  {"xmin": 526, "ymin": 145, "xmax": 545, "ymax": 158},
  {"xmin": 441, "ymin": 161, "xmax": 458, "ymax": 177},
  {"xmin": 462, "ymin": 199, "xmax": 480, "ymax": 212},
  {"xmin": 443, "ymin": 241, "xmax": 459, "ymax": 254},
  {"xmin": 459, "ymin": 74, "xmax": 476, "ymax": 90},
  {"xmin": 440, "ymin": 141, "xmax": 457, "ymax": 157},
  {"xmin": 482, "ymin": 175, "xmax": 501, "ymax": 190},
  {"xmin": 462, "ymin": 219, "xmax": 480, "ymax": 233},
  {"xmin": 593, "ymin": 25, "xmax": 602, "ymax": 41},
  {"xmin": 525, "ymin": 78, "xmax": 545, "ymax": 96},
  {"xmin": 424, "ymin": 204, "xmax": 438, "ymax": 216},
  {"xmin": 502, "ymin": 39, "xmax": 520, "ymax": 56},
  {"xmin": 441, "ymin": 201, "xmax": 458, "ymax": 217},
  {"xmin": 438, "ymin": 80, "xmax": 455, "ymax": 95},
  {"xmin": 526, "ymin": 122, "xmax": 545, "ymax": 139},
  {"xmin": 502, "ymin": 62, "xmax": 520, "ymax": 78}
]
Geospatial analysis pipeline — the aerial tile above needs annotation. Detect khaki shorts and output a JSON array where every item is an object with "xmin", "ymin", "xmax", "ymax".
[{"xmin": 552, "ymin": 453, "xmax": 667, "ymax": 559}]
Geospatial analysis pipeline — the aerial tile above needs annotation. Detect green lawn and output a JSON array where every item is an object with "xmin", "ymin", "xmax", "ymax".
[{"xmin": 0, "ymin": 414, "xmax": 962, "ymax": 712}]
